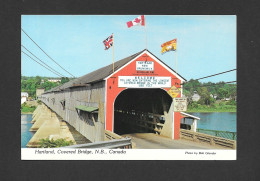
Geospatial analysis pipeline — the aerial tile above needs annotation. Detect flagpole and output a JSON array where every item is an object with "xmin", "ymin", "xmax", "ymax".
[
  {"xmin": 113, "ymin": 33, "xmax": 115, "ymax": 74},
  {"xmin": 175, "ymin": 49, "xmax": 177, "ymax": 73},
  {"xmin": 145, "ymin": 24, "xmax": 147, "ymax": 49}
]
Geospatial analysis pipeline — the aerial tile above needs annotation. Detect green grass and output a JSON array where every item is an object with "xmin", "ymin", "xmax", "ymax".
[
  {"xmin": 39, "ymin": 138, "xmax": 74, "ymax": 148},
  {"xmin": 187, "ymin": 104, "xmax": 236, "ymax": 112},
  {"xmin": 21, "ymin": 104, "xmax": 36, "ymax": 113}
]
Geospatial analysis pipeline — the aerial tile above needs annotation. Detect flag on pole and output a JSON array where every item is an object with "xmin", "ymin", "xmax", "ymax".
[
  {"xmin": 161, "ymin": 38, "xmax": 177, "ymax": 54},
  {"xmin": 103, "ymin": 34, "xmax": 114, "ymax": 50},
  {"xmin": 127, "ymin": 15, "xmax": 145, "ymax": 28}
]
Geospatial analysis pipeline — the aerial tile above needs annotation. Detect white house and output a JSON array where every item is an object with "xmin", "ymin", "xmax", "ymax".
[
  {"xmin": 48, "ymin": 79, "xmax": 61, "ymax": 83},
  {"xmin": 21, "ymin": 92, "xmax": 29, "ymax": 104},
  {"xmin": 192, "ymin": 93, "xmax": 201, "ymax": 102},
  {"xmin": 210, "ymin": 94, "xmax": 217, "ymax": 99}
]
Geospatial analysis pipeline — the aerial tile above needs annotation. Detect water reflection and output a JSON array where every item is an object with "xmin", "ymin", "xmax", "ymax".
[
  {"xmin": 188, "ymin": 112, "xmax": 236, "ymax": 132},
  {"xmin": 21, "ymin": 114, "xmax": 34, "ymax": 148}
]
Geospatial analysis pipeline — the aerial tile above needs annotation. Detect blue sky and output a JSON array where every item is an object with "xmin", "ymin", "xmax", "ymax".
[{"xmin": 21, "ymin": 15, "xmax": 236, "ymax": 82}]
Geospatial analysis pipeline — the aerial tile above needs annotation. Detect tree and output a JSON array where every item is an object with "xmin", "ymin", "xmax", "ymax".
[
  {"xmin": 183, "ymin": 89, "xmax": 193, "ymax": 105},
  {"xmin": 21, "ymin": 76, "xmax": 61, "ymax": 98},
  {"xmin": 61, "ymin": 77, "xmax": 70, "ymax": 84},
  {"xmin": 197, "ymin": 87, "xmax": 211, "ymax": 105},
  {"xmin": 217, "ymin": 88, "xmax": 228, "ymax": 100},
  {"xmin": 35, "ymin": 76, "xmax": 42, "ymax": 86}
]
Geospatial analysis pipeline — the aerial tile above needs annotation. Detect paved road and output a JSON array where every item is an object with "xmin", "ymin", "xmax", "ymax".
[{"xmin": 122, "ymin": 133, "xmax": 226, "ymax": 149}]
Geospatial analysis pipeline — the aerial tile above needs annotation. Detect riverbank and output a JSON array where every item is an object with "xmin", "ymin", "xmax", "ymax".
[
  {"xmin": 21, "ymin": 103, "xmax": 37, "ymax": 114},
  {"xmin": 21, "ymin": 106, "xmax": 36, "ymax": 114},
  {"xmin": 187, "ymin": 105, "xmax": 236, "ymax": 112},
  {"xmin": 21, "ymin": 112, "xmax": 34, "ymax": 114}
]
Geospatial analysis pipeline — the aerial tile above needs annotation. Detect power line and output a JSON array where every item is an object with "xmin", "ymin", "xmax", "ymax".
[
  {"xmin": 21, "ymin": 28, "xmax": 76, "ymax": 78},
  {"xmin": 22, "ymin": 50, "xmax": 63, "ymax": 78},
  {"xmin": 195, "ymin": 69, "xmax": 236, "ymax": 81},
  {"xmin": 22, "ymin": 45, "xmax": 65, "ymax": 77},
  {"xmin": 182, "ymin": 69, "xmax": 236, "ymax": 85}
]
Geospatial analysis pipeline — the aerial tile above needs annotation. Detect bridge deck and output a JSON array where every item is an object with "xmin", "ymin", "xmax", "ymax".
[{"xmin": 122, "ymin": 133, "xmax": 228, "ymax": 149}]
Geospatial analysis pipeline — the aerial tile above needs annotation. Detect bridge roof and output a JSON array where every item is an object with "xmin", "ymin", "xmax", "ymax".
[{"xmin": 44, "ymin": 49, "xmax": 186, "ymax": 94}]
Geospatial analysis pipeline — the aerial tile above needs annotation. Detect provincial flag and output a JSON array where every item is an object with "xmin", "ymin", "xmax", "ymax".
[
  {"xmin": 161, "ymin": 39, "xmax": 177, "ymax": 54},
  {"xmin": 103, "ymin": 34, "xmax": 114, "ymax": 50},
  {"xmin": 127, "ymin": 15, "xmax": 145, "ymax": 28}
]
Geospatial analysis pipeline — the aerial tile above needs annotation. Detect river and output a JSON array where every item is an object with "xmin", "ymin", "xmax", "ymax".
[
  {"xmin": 21, "ymin": 112, "xmax": 236, "ymax": 147},
  {"xmin": 21, "ymin": 114, "xmax": 34, "ymax": 148},
  {"xmin": 189, "ymin": 112, "xmax": 236, "ymax": 132}
]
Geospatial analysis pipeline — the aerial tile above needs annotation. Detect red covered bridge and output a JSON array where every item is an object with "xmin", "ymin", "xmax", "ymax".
[{"xmin": 39, "ymin": 49, "xmax": 195, "ymax": 143}]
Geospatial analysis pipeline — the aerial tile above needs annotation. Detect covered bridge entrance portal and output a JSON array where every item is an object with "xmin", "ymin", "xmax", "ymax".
[{"xmin": 114, "ymin": 88, "xmax": 172, "ymax": 135}]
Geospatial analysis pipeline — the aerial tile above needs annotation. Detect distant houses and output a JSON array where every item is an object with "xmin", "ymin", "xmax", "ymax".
[
  {"xmin": 21, "ymin": 92, "xmax": 28, "ymax": 104},
  {"xmin": 192, "ymin": 93, "xmax": 201, "ymax": 102},
  {"xmin": 47, "ymin": 79, "xmax": 61, "ymax": 83},
  {"xmin": 41, "ymin": 78, "xmax": 61, "ymax": 83},
  {"xmin": 210, "ymin": 94, "xmax": 217, "ymax": 99}
]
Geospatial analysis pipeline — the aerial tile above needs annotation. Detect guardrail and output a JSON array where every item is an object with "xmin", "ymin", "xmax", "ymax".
[
  {"xmin": 197, "ymin": 128, "xmax": 237, "ymax": 140},
  {"xmin": 180, "ymin": 129, "xmax": 236, "ymax": 149},
  {"xmin": 62, "ymin": 137, "xmax": 132, "ymax": 149}
]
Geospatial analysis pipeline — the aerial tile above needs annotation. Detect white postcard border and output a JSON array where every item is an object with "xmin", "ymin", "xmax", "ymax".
[{"xmin": 21, "ymin": 148, "xmax": 236, "ymax": 160}]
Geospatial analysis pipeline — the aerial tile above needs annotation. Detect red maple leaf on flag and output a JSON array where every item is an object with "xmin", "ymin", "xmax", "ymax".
[
  {"xmin": 126, "ymin": 15, "xmax": 145, "ymax": 28},
  {"xmin": 134, "ymin": 18, "xmax": 141, "ymax": 23}
]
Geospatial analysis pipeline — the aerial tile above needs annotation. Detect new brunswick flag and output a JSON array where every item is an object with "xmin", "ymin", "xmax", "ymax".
[{"xmin": 161, "ymin": 39, "xmax": 177, "ymax": 54}]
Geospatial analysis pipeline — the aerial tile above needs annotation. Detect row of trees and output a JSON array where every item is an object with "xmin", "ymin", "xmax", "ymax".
[
  {"xmin": 183, "ymin": 79, "xmax": 237, "ymax": 106},
  {"xmin": 21, "ymin": 76, "xmax": 71, "ymax": 99}
]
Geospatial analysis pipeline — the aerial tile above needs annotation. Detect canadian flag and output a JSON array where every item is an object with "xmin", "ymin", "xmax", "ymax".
[{"xmin": 127, "ymin": 15, "xmax": 145, "ymax": 28}]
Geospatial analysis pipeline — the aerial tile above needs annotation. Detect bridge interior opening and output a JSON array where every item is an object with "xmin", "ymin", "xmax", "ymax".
[{"xmin": 114, "ymin": 89, "xmax": 172, "ymax": 135}]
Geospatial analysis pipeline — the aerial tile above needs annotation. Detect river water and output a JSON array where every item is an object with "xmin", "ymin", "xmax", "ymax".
[
  {"xmin": 189, "ymin": 112, "xmax": 237, "ymax": 132},
  {"xmin": 21, "ymin": 112, "xmax": 236, "ymax": 147},
  {"xmin": 21, "ymin": 114, "xmax": 34, "ymax": 148}
]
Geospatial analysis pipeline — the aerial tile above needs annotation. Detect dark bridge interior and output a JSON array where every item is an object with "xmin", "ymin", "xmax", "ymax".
[{"xmin": 114, "ymin": 88, "xmax": 172, "ymax": 135}]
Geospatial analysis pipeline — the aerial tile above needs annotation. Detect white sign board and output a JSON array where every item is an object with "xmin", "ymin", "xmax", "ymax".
[
  {"xmin": 173, "ymin": 98, "xmax": 187, "ymax": 112},
  {"xmin": 136, "ymin": 61, "xmax": 154, "ymax": 71},
  {"xmin": 118, "ymin": 76, "xmax": 171, "ymax": 88}
]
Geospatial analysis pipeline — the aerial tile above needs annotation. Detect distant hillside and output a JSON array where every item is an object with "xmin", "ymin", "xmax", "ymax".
[
  {"xmin": 183, "ymin": 79, "xmax": 236, "ymax": 109},
  {"xmin": 21, "ymin": 76, "xmax": 73, "ymax": 98}
]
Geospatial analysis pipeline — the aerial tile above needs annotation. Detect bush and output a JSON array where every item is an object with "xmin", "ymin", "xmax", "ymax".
[
  {"xmin": 226, "ymin": 99, "xmax": 236, "ymax": 105},
  {"xmin": 190, "ymin": 102, "xmax": 199, "ymax": 108},
  {"xmin": 219, "ymin": 102, "xmax": 225, "ymax": 106},
  {"xmin": 37, "ymin": 100, "xmax": 42, "ymax": 104},
  {"xmin": 211, "ymin": 104, "xmax": 217, "ymax": 108},
  {"xmin": 21, "ymin": 104, "xmax": 36, "ymax": 113},
  {"xmin": 209, "ymin": 97, "xmax": 216, "ymax": 105},
  {"xmin": 39, "ymin": 138, "xmax": 73, "ymax": 148}
]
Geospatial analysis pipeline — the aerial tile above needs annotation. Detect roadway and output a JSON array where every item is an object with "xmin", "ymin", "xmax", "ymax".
[{"xmin": 122, "ymin": 133, "xmax": 226, "ymax": 149}]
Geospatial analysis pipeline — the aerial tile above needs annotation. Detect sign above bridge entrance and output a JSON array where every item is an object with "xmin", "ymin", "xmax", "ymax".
[
  {"xmin": 136, "ymin": 61, "xmax": 154, "ymax": 71},
  {"xmin": 118, "ymin": 76, "xmax": 171, "ymax": 88}
]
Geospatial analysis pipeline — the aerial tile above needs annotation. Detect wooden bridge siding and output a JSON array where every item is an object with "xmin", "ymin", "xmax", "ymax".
[{"xmin": 39, "ymin": 81, "xmax": 106, "ymax": 142}]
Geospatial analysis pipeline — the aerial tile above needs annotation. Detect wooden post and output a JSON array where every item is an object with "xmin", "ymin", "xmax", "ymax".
[
  {"xmin": 210, "ymin": 137, "xmax": 215, "ymax": 146},
  {"xmin": 193, "ymin": 132, "xmax": 198, "ymax": 142}
]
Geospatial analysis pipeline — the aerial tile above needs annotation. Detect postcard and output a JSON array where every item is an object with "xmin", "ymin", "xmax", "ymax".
[{"xmin": 21, "ymin": 15, "xmax": 236, "ymax": 160}]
